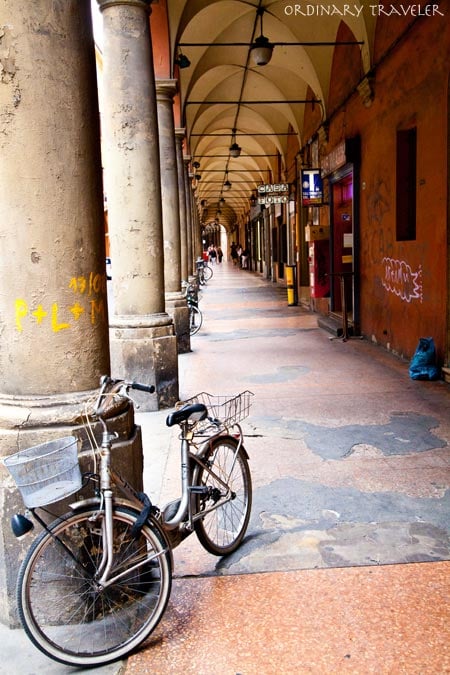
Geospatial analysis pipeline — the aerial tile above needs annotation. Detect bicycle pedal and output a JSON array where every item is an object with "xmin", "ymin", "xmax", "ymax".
[{"xmin": 189, "ymin": 485, "xmax": 209, "ymax": 495}]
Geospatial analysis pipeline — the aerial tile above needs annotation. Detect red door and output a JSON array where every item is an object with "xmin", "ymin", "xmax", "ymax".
[{"xmin": 331, "ymin": 174, "xmax": 353, "ymax": 313}]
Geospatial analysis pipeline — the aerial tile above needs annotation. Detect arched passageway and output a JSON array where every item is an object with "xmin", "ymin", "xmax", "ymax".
[
  {"xmin": 0, "ymin": 0, "xmax": 448, "ymax": 628},
  {"xmin": 146, "ymin": 0, "xmax": 449, "ymax": 367}
]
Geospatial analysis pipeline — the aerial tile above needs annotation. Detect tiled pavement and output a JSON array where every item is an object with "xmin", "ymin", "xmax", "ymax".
[
  {"xmin": 4, "ymin": 262, "xmax": 449, "ymax": 674},
  {"xmin": 127, "ymin": 263, "xmax": 450, "ymax": 674}
]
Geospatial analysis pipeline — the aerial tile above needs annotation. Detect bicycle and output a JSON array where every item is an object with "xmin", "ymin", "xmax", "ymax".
[
  {"xmin": 3, "ymin": 376, "xmax": 253, "ymax": 667},
  {"xmin": 196, "ymin": 258, "xmax": 213, "ymax": 285},
  {"xmin": 182, "ymin": 279, "xmax": 203, "ymax": 335}
]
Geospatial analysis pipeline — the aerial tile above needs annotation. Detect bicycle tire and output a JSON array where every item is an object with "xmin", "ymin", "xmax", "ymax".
[
  {"xmin": 193, "ymin": 436, "xmax": 252, "ymax": 556},
  {"xmin": 202, "ymin": 265, "xmax": 213, "ymax": 281},
  {"xmin": 17, "ymin": 505, "xmax": 172, "ymax": 667},
  {"xmin": 189, "ymin": 304, "xmax": 203, "ymax": 335}
]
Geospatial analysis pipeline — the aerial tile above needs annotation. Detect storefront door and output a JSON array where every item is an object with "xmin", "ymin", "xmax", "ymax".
[{"xmin": 331, "ymin": 173, "xmax": 354, "ymax": 317}]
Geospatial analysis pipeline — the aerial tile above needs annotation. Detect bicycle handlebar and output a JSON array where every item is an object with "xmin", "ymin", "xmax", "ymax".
[
  {"xmin": 94, "ymin": 376, "xmax": 155, "ymax": 416},
  {"xmin": 130, "ymin": 381, "xmax": 155, "ymax": 394}
]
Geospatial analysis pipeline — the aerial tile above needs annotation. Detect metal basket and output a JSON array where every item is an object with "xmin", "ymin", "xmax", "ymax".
[
  {"xmin": 3, "ymin": 436, "xmax": 82, "ymax": 508},
  {"xmin": 177, "ymin": 391, "xmax": 253, "ymax": 432}
]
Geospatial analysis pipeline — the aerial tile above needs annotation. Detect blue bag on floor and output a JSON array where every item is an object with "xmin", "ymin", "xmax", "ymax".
[{"xmin": 409, "ymin": 337, "xmax": 439, "ymax": 380}]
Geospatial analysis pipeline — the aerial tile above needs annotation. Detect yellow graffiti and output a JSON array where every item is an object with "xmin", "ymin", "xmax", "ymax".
[
  {"xmin": 90, "ymin": 299, "xmax": 105, "ymax": 325},
  {"xmin": 89, "ymin": 272, "xmax": 103, "ymax": 295},
  {"xmin": 14, "ymin": 272, "xmax": 107, "ymax": 334},
  {"xmin": 69, "ymin": 273, "xmax": 105, "ymax": 296},
  {"xmin": 69, "ymin": 276, "xmax": 87, "ymax": 294},
  {"xmin": 70, "ymin": 302, "xmax": 85, "ymax": 320},
  {"xmin": 32, "ymin": 305, "xmax": 48, "ymax": 324},
  {"xmin": 15, "ymin": 299, "xmax": 28, "ymax": 333},
  {"xmin": 51, "ymin": 303, "xmax": 70, "ymax": 332}
]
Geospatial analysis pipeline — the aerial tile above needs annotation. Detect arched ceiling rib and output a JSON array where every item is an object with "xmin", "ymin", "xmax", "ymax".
[{"xmin": 166, "ymin": 0, "xmax": 374, "ymax": 230}]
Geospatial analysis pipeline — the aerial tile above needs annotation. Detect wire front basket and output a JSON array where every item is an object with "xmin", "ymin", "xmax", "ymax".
[
  {"xmin": 177, "ymin": 390, "xmax": 253, "ymax": 433},
  {"xmin": 3, "ymin": 436, "xmax": 82, "ymax": 508}
]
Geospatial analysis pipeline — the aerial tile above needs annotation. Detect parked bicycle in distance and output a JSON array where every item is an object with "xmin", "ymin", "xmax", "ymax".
[
  {"xmin": 3, "ymin": 376, "xmax": 253, "ymax": 667},
  {"xmin": 182, "ymin": 279, "xmax": 203, "ymax": 335},
  {"xmin": 196, "ymin": 257, "xmax": 213, "ymax": 285}
]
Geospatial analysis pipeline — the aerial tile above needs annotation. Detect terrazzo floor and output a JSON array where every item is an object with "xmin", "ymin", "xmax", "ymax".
[
  {"xmin": 126, "ymin": 262, "xmax": 450, "ymax": 674},
  {"xmin": 126, "ymin": 562, "xmax": 450, "ymax": 674}
]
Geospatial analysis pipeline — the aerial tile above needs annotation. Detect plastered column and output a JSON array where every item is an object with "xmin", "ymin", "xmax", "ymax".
[
  {"xmin": 191, "ymin": 185, "xmax": 203, "ymax": 269},
  {"xmin": 0, "ymin": 0, "xmax": 145, "ymax": 626},
  {"xmin": 175, "ymin": 129, "xmax": 189, "ymax": 282},
  {"xmin": 184, "ymin": 158, "xmax": 196, "ymax": 277},
  {"xmin": 98, "ymin": 0, "xmax": 178, "ymax": 408},
  {"xmin": 156, "ymin": 80, "xmax": 190, "ymax": 354}
]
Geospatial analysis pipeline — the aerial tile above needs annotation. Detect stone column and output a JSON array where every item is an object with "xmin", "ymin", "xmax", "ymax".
[
  {"xmin": 0, "ymin": 0, "xmax": 142, "ymax": 626},
  {"xmin": 184, "ymin": 158, "xmax": 195, "ymax": 277},
  {"xmin": 156, "ymin": 81, "xmax": 190, "ymax": 354},
  {"xmin": 191, "ymin": 187, "xmax": 203, "ymax": 268},
  {"xmin": 175, "ymin": 129, "xmax": 189, "ymax": 283},
  {"xmin": 98, "ymin": 0, "xmax": 178, "ymax": 409}
]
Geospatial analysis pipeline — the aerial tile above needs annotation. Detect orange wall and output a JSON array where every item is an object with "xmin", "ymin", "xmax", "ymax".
[
  {"xmin": 303, "ymin": 9, "xmax": 449, "ymax": 362},
  {"xmin": 150, "ymin": 0, "xmax": 171, "ymax": 78},
  {"xmin": 357, "ymin": 10, "xmax": 449, "ymax": 362},
  {"xmin": 150, "ymin": 1, "xmax": 182, "ymax": 128}
]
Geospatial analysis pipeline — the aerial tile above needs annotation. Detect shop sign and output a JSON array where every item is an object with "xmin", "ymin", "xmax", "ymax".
[
  {"xmin": 257, "ymin": 182, "xmax": 290, "ymax": 206},
  {"xmin": 321, "ymin": 140, "xmax": 346, "ymax": 176},
  {"xmin": 257, "ymin": 183, "xmax": 289, "ymax": 194},
  {"xmin": 258, "ymin": 194, "xmax": 289, "ymax": 205},
  {"xmin": 301, "ymin": 169, "xmax": 323, "ymax": 206}
]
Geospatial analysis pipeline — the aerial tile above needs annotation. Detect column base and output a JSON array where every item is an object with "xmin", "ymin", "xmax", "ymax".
[
  {"xmin": 110, "ymin": 313, "xmax": 179, "ymax": 410},
  {"xmin": 0, "ymin": 392, "xmax": 143, "ymax": 627},
  {"xmin": 166, "ymin": 293, "xmax": 191, "ymax": 354}
]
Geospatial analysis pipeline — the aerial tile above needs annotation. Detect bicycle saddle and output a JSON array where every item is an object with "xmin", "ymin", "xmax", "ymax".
[{"xmin": 166, "ymin": 403, "xmax": 207, "ymax": 427}]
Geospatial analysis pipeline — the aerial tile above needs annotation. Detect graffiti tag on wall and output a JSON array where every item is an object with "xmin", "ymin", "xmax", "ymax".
[
  {"xmin": 382, "ymin": 257, "xmax": 422, "ymax": 303},
  {"xmin": 15, "ymin": 273, "xmax": 106, "ymax": 333},
  {"xmin": 366, "ymin": 178, "xmax": 390, "ymax": 226}
]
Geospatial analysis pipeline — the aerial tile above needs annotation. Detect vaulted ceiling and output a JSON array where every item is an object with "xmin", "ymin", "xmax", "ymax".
[{"xmin": 164, "ymin": 0, "xmax": 376, "ymax": 230}]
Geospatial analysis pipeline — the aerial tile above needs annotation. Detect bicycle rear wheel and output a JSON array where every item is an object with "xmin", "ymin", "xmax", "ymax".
[
  {"xmin": 194, "ymin": 436, "xmax": 252, "ymax": 556},
  {"xmin": 202, "ymin": 265, "xmax": 213, "ymax": 281},
  {"xmin": 17, "ymin": 505, "xmax": 172, "ymax": 667},
  {"xmin": 189, "ymin": 304, "xmax": 203, "ymax": 335}
]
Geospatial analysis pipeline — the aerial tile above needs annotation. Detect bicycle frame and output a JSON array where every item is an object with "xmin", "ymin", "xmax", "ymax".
[
  {"xmin": 162, "ymin": 422, "xmax": 245, "ymax": 532},
  {"xmin": 69, "ymin": 421, "xmax": 171, "ymax": 588}
]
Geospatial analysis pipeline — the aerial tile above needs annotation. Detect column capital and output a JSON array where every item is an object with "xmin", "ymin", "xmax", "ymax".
[
  {"xmin": 155, "ymin": 78, "xmax": 178, "ymax": 100},
  {"xmin": 97, "ymin": 0, "xmax": 153, "ymax": 13},
  {"xmin": 175, "ymin": 127, "xmax": 186, "ymax": 138}
]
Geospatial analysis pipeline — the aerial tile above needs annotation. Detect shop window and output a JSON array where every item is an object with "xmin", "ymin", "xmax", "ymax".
[
  {"xmin": 271, "ymin": 227, "xmax": 278, "ymax": 261},
  {"xmin": 280, "ymin": 223, "xmax": 287, "ymax": 263},
  {"xmin": 396, "ymin": 127, "xmax": 417, "ymax": 241}
]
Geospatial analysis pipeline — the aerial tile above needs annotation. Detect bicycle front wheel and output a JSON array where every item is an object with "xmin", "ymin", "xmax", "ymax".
[
  {"xmin": 17, "ymin": 505, "xmax": 172, "ymax": 668},
  {"xmin": 194, "ymin": 436, "xmax": 252, "ymax": 556}
]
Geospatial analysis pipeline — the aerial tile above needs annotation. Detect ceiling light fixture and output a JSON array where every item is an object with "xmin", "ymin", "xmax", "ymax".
[
  {"xmin": 250, "ymin": 8, "xmax": 274, "ymax": 66},
  {"xmin": 175, "ymin": 49, "xmax": 191, "ymax": 69},
  {"xmin": 229, "ymin": 128, "xmax": 241, "ymax": 157},
  {"xmin": 223, "ymin": 171, "xmax": 232, "ymax": 190}
]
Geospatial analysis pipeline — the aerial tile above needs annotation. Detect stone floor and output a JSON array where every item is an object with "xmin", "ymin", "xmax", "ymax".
[{"xmin": 125, "ymin": 262, "xmax": 450, "ymax": 674}]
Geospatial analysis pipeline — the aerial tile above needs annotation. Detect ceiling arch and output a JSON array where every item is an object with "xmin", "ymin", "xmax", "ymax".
[{"xmin": 165, "ymin": 0, "xmax": 374, "ymax": 225}]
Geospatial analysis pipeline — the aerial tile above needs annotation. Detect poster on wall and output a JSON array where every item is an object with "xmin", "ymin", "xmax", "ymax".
[{"xmin": 301, "ymin": 169, "xmax": 323, "ymax": 206}]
